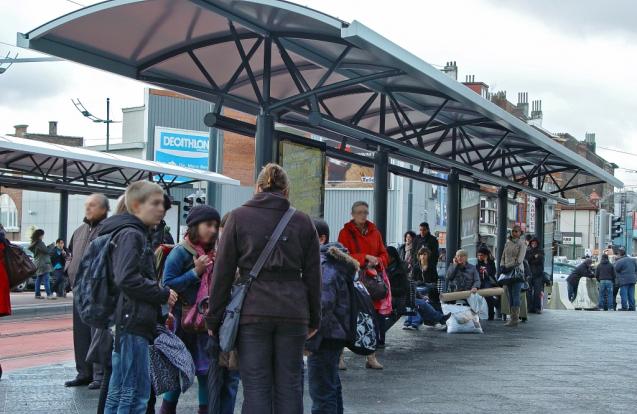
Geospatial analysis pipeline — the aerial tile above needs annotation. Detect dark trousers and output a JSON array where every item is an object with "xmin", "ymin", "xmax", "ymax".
[
  {"xmin": 530, "ymin": 277, "xmax": 545, "ymax": 312},
  {"xmin": 72, "ymin": 304, "xmax": 103, "ymax": 381},
  {"xmin": 51, "ymin": 269, "xmax": 66, "ymax": 297},
  {"xmin": 237, "ymin": 322, "xmax": 307, "ymax": 414},
  {"xmin": 307, "ymin": 347, "xmax": 343, "ymax": 414}
]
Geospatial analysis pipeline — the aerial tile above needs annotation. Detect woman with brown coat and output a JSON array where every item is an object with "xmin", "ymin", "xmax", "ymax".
[
  {"xmin": 206, "ymin": 163, "xmax": 321, "ymax": 414},
  {"xmin": 500, "ymin": 225, "xmax": 527, "ymax": 327}
]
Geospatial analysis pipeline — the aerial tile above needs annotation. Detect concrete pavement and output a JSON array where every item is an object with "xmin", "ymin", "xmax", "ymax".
[
  {"xmin": 1, "ymin": 309, "xmax": 637, "ymax": 413},
  {"xmin": 7, "ymin": 292, "xmax": 73, "ymax": 319}
]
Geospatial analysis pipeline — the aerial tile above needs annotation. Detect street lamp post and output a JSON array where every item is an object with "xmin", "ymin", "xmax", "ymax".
[{"xmin": 72, "ymin": 98, "xmax": 118, "ymax": 151}]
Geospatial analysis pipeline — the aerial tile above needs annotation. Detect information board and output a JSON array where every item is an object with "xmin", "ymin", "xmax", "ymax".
[
  {"xmin": 154, "ymin": 126, "xmax": 210, "ymax": 182},
  {"xmin": 279, "ymin": 139, "xmax": 326, "ymax": 218}
]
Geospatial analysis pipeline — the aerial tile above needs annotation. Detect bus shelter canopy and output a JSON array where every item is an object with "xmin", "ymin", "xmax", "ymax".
[
  {"xmin": 0, "ymin": 134, "xmax": 239, "ymax": 196},
  {"xmin": 17, "ymin": 0, "xmax": 623, "ymax": 203}
]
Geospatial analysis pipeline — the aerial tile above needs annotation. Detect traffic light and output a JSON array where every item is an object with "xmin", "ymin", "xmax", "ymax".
[
  {"xmin": 183, "ymin": 194, "xmax": 195, "ymax": 220},
  {"xmin": 611, "ymin": 216, "xmax": 623, "ymax": 239},
  {"xmin": 183, "ymin": 192, "xmax": 206, "ymax": 219}
]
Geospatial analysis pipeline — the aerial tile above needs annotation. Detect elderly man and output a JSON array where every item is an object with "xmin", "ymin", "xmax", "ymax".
[
  {"xmin": 65, "ymin": 193, "xmax": 110, "ymax": 389},
  {"xmin": 445, "ymin": 249, "xmax": 480, "ymax": 293}
]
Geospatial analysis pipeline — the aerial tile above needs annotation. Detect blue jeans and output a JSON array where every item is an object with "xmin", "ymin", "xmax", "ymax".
[
  {"xmin": 508, "ymin": 281, "xmax": 523, "ymax": 308},
  {"xmin": 620, "ymin": 284, "xmax": 635, "ymax": 310},
  {"xmin": 34, "ymin": 272, "xmax": 51, "ymax": 297},
  {"xmin": 598, "ymin": 280, "xmax": 614, "ymax": 310},
  {"xmin": 307, "ymin": 347, "xmax": 343, "ymax": 414},
  {"xmin": 412, "ymin": 298, "xmax": 444, "ymax": 325},
  {"xmin": 105, "ymin": 333, "xmax": 150, "ymax": 414}
]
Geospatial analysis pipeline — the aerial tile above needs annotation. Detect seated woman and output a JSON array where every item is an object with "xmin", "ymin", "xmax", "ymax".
[
  {"xmin": 403, "ymin": 248, "xmax": 449, "ymax": 331},
  {"xmin": 386, "ymin": 246, "xmax": 410, "ymax": 319},
  {"xmin": 476, "ymin": 246, "xmax": 499, "ymax": 320}
]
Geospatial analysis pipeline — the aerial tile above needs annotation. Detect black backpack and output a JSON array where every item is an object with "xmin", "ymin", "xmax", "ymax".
[
  {"xmin": 73, "ymin": 232, "xmax": 121, "ymax": 329},
  {"xmin": 346, "ymin": 281, "xmax": 378, "ymax": 356}
]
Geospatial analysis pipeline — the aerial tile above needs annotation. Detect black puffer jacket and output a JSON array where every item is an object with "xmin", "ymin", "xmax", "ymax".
[
  {"xmin": 526, "ymin": 240, "xmax": 545, "ymax": 278},
  {"xmin": 99, "ymin": 213, "xmax": 170, "ymax": 342}
]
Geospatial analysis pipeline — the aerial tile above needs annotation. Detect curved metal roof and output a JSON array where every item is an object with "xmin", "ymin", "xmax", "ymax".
[
  {"xmin": 0, "ymin": 134, "xmax": 239, "ymax": 194},
  {"xmin": 17, "ymin": 0, "xmax": 622, "ymax": 201}
]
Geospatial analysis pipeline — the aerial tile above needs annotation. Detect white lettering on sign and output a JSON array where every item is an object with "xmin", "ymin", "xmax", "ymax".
[{"xmin": 162, "ymin": 135, "xmax": 208, "ymax": 151}]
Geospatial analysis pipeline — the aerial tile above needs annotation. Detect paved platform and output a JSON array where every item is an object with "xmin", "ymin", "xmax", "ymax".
[
  {"xmin": 7, "ymin": 292, "xmax": 73, "ymax": 319},
  {"xmin": 1, "ymin": 309, "xmax": 636, "ymax": 413}
]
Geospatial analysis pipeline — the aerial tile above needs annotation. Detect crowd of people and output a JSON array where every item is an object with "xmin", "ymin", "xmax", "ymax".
[
  {"xmin": 566, "ymin": 247, "xmax": 637, "ymax": 311},
  {"xmin": 0, "ymin": 162, "xmax": 562, "ymax": 413}
]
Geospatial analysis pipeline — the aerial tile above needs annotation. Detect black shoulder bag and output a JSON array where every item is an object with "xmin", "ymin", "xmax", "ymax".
[
  {"xmin": 348, "ymin": 229, "xmax": 388, "ymax": 301},
  {"xmin": 218, "ymin": 207, "xmax": 296, "ymax": 353}
]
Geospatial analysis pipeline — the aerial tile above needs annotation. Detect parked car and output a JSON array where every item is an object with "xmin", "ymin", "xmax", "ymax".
[
  {"xmin": 9, "ymin": 241, "xmax": 35, "ymax": 292},
  {"xmin": 552, "ymin": 262, "xmax": 576, "ymax": 283}
]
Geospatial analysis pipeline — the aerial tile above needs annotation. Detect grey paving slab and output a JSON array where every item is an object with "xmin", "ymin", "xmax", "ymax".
[{"xmin": 2, "ymin": 309, "xmax": 637, "ymax": 413}]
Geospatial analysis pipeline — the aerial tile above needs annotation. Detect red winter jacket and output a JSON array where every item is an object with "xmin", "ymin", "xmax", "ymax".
[{"xmin": 338, "ymin": 220, "xmax": 389, "ymax": 269}]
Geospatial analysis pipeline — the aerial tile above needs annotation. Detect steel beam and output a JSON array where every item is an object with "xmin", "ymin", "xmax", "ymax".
[
  {"xmin": 374, "ymin": 150, "xmax": 389, "ymax": 241},
  {"xmin": 446, "ymin": 169, "xmax": 460, "ymax": 265},
  {"xmin": 497, "ymin": 187, "xmax": 509, "ymax": 269}
]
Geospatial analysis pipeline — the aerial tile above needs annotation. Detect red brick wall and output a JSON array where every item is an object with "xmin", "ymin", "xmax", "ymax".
[{"xmin": 222, "ymin": 108, "xmax": 256, "ymax": 186}]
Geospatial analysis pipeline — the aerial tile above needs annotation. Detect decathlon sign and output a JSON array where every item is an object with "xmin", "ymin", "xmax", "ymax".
[{"xmin": 154, "ymin": 126, "xmax": 210, "ymax": 182}]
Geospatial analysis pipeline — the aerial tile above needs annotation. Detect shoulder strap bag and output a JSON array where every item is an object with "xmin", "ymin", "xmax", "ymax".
[{"xmin": 218, "ymin": 207, "xmax": 297, "ymax": 353}]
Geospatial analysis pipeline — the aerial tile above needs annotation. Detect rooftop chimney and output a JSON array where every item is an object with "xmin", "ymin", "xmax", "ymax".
[
  {"xmin": 517, "ymin": 92, "xmax": 529, "ymax": 118},
  {"xmin": 48, "ymin": 121, "xmax": 58, "ymax": 136},
  {"xmin": 528, "ymin": 100, "xmax": 543, "ymax": 127},
  {"xmin": 14, "ymin": 124, "xmax": 28, "ymax": 137},
  {"xmin": 441, "ymin": 61, "xmax": 458, "ymax": 81},
  {"xmin": 584, "ymin": 132, "xmax": 596, "ymax": 153}
]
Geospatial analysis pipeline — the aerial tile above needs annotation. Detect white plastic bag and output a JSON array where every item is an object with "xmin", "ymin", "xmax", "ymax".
[
  {"xmin": 442, "ymin": 304, "xmax": 483, "ymax": 334},
  {"xmin": 467, "ymin": 293, "xmax": 489, "ymax": 320}
]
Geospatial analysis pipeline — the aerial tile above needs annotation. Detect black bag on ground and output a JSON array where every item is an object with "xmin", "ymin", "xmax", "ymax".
[
  {"xmin": 346, "ymin": 281, "xmax": 377, "ymax": 356},
  {"xmin": 73, "ymin": 232, "xmax": 120, "ymax": 329}
]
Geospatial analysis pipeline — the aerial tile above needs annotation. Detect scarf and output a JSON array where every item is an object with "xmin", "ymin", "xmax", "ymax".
[{"xmin": 184, "ymin": 235, "xmax": 215, "ymax": 281}]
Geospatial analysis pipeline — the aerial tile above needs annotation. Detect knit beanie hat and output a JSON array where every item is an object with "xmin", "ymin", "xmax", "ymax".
[{"xmin": 186, "ymin": 205, "xmax": 221, "ymax": 227}]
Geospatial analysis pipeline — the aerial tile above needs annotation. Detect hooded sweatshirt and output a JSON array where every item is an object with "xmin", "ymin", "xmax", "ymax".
[
  {"xmin": 99, "ymin": 213, "xmax": 170, "ymax": 342},
  {"xmin": 595, "ymin": 257, "xmax": 616, "ymax": 282}
]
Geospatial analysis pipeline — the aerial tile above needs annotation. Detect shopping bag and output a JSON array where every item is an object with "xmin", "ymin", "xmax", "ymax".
[
  {"xmin": 467, "ymin": 293, "xmax": 489, "ymax": 320},
  {"xmin": 442, "ymin": 304, "xmax": 483, "ymax": 334}
]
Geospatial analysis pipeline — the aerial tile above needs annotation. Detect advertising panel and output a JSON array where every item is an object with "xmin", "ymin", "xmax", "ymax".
[
  {"xmin": 279, "ymin": 139, "xmax": 326, "ymax": 218},
  {"xmin": 154, "ymin": 126, "xmax": 210, "ymax": 182}
]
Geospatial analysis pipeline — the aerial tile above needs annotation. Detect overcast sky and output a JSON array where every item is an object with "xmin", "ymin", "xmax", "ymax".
[{"xmin": 1, "ymin": 0, "xmax": 636, "ymax": 186}]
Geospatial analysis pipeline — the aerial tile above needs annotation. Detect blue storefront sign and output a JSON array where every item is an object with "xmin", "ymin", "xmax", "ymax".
[{"xmin": 154, "ymin": 126, "xmax": 210, "ymax": 182}]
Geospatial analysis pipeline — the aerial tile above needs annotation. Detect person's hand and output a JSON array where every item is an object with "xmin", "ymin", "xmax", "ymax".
[
  {"xmin": 535, "ymin": 254, "xmax": 539, "ymax": 258},
  {"xmin": 471, "ymin": 287, "xmax": 478, "ymax": 293},
  {"xmin": 365, "ymin": 255, "xmax": 379, "ymax": 267},
  {"xmin": 194, "ymin": 255, "xmax": 212, "ymax": 276},
  {"xmin": 307, "ymin": 328, "xmax": 318, "ymax": 339},
  {"xmin": 453, "ymin": 257, "xmax": 458, "ymax": 264},
  {"xmin": 165, "ymin": 313, "xmax": 175, "ymax": 330},
  {"xmin": 167, "ymin": 289, "xmax": 178, "ymax": 307},
  {"xmin": 208, "ymin": 329, "xmax": 215, "ymax": 338}
]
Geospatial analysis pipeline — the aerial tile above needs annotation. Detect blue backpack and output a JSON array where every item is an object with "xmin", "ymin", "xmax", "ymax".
[{"xmin": 73, "ymin": 231, "xmax": 121, "ymax": 329}]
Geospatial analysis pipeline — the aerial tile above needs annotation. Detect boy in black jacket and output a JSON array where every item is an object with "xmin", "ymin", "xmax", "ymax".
[
  {"xmin": 103, "ymin": 181, "xmax": 178, "ymax": 414},
  {"xmin": 307, "ymin": 219, "xmax": 356, "ymax": 414}
]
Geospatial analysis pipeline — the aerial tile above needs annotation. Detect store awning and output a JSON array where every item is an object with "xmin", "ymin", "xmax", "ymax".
[
  {"xmin": 17, "ymin": 0, "xmax": 622, "ymax": 202},
  {"xmin": 0, "ymin": 134, "xmax": 239, "ymax": 195}
]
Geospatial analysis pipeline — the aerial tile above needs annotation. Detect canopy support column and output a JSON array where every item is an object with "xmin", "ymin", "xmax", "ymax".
[
  {"xmin": 497, "ymin": 187, "xmax": 509, "ymax": 268},
  {"xmin": 59, "ymin": 190, "xmax": 69, "ymax": 243},
  {"xmin": 445, "ymin": 169, "xmax": 460, "ymax": 265},
  {"xmin": 254, "ymin": 112, "xmax": 276, "ymax": 179},
  {"xmin": 535, "ymin": 196, "xmax": 545, "ymax": 249},
  {"xmin": 374, "ymin": 149, "xmax": 389, "ymax": 242}
]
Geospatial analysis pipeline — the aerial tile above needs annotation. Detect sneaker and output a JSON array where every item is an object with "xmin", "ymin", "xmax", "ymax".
[
  {"xmin": 441, "ymin": 313, "xmax": 452, "ymax": 324},
  {"xmin": 433, "ymin": 323, "xmax": 447, "ymax": 331},
  {"xmin": 402, "ymin": 325, "xmax": 417, "ymax": 331}
]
